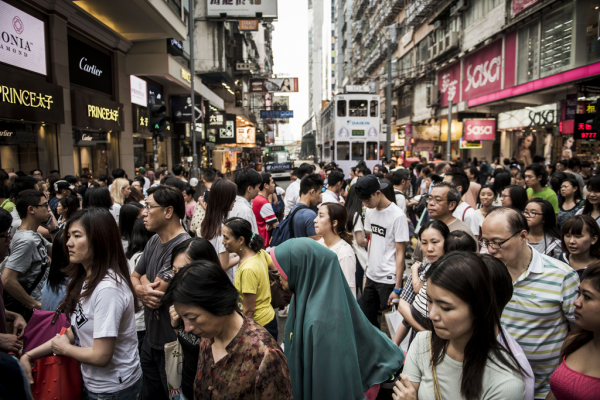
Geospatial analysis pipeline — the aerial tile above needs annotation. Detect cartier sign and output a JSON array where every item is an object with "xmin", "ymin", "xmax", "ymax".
[{"xmin": 68, "ymin": 35, "xmax": 113, "ymax": 95}]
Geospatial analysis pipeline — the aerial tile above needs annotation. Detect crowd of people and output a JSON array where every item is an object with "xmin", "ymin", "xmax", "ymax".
[{"xmin": 0, "ymin": 154, "xmax": 598, "ymax": 400}]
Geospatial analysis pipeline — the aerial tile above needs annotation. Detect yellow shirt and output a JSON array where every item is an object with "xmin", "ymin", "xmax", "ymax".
[{"xmin": 234, "ymin": 250, "xmax": 275, "ymax": 326}]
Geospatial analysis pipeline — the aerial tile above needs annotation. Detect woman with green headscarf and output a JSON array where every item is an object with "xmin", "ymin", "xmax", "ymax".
[{"xmin": 270, "ymin": 238, "xmax": 405, "ymax": 400}]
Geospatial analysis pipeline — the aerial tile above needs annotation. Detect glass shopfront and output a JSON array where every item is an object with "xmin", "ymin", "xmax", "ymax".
[
  {"xmin": 72, "ymin": 129, "xmax": 120, "ymax": 176},
  {"xmin": 133, "ymin": 136, "xmax": 168, "ymax": 169},
  {"xmin": 0, "ymin": 121, "xmax": 59, "ymax": 175}
]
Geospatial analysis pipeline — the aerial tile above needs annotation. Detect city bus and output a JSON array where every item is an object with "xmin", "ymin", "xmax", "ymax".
[
  {"xmin": 262, "ymin": 145, "xmax": 293, "ymax": 179},
  {"xmin": 319, "ymin": 91, "xmax": 382, "ymax": 177}
]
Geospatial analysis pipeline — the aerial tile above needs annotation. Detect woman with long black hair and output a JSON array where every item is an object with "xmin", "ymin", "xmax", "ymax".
[
  {"xmin": 118, "ymin": 202, "xmax": 143, "ymax": 253},
  {"xmin": 501, "ymin": 185, "xmax": 528, "ymax": 213},
  {"xmin": 559, "ymin": 215, "xmax": 600, "ymax": 281},
  {"xmin": 558, "ymin": 177, "xmax": 584, "ymax": 229},
  {"xmin": 524, "ymin": 198, "xmax": 562, "ymax": 259},
  {"xmin": 576, "ymin": 175, "xmax": 600, "ymax": 229},
  {"xmin": 20, "ymin": 208, "xmax": 142, "ymax": 398},
  {"xmin": 393, "ymin": 252, "xmax": 527, "ymax": 400},
  {"xmin": 40, "ymin": 231, "xmax": 69, "ymax": 311},
  {"xmin": 492, "ymin": 171, "xmax": 512, "ymax": 206}
]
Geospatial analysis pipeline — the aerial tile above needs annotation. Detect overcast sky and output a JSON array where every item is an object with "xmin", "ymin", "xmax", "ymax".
[{"xmin": 272, "ymin": 0, "xmax": 309, "ymax": 144}]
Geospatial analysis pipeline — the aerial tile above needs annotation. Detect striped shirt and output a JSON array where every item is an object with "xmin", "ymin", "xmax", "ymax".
[{"xmin": 501, "ymin": 246, "xmax": 580, "ymax": 400}]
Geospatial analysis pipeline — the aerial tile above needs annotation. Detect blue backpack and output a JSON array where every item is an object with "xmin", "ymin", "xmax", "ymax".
[{"xmin": 269, "ymin": 204, "xmax": 308, "ymax": 247}]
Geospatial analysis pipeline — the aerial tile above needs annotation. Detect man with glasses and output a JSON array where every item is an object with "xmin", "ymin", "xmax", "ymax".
[
  {"xmin": 30, "ymin": 169, "xmax": 43, "ymax": 181},
  {"xmin": 412, "ymin": 182, "xmax": 476, "ymax": 262},
  {"xmin": 130, "ymin": 185, "xmax": 190, "ymax": 400},
  {"xmin": 481, "ymin": 207, "xmax": 579, "ymax": 399},
  {"xmin": 525, "ymin": 164, "xmax": 559, "ymax": 215},
  {"xmin": 1, "ymin": 190, "xmax": 58, "ymax": 321}
]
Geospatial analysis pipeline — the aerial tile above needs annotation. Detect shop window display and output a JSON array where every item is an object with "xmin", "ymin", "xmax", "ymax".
[{"xmin": 0, "ymin": 121, "xmax": 58, "ymax": 176}]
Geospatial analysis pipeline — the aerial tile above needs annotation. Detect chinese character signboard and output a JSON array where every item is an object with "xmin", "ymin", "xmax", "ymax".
[
  {"xmin": 462, "ymin": 40, "xmax": 503, "ymax": 102},
  {"xmin": 438, "ymin": 62, "xmax": 460, "ymax": 107},
  {"xmin": 208, "ymin": 110, "xmax": 226, "ymax": 129},
  {"xmin": 575, "ymin": 114, "xmax": 598, "ymax": 140}
]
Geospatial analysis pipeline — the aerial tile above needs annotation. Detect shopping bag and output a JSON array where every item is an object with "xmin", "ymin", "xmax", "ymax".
[
  {"xmin": 23, "ymin": 309, "xmax": 70, "ymax": 352},
  {"xmin": 385, "ymin": 305, "xmax": 403, "ymax": 340},
  {"xmin": 165, "ymin": 340, "xmax": 184, "ymax": 400},
  {"xmin": 31, "ymin": 355, "xmax": 82, "ymax": 400}
]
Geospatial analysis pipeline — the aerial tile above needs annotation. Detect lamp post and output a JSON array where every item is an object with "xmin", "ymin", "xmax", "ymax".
[{"xmin": 189, "ymin": 0, "xmax": 199, "ymax": 180}]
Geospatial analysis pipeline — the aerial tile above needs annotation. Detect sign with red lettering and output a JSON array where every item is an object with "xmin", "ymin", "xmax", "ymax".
[
  {"xmin": 463, "ymin": 119, "xmax": 496, "ymax": 141},
  {"xmin": 462, "ymin": 40, "xmax": 503, "ymax": 102},
  {"xmin": 575, "ymin": 113, "xmax": 598, "ymax": 140},
  {"xmin": 438, "ymin": 62, "xmax": 460, "ymax": 107}
]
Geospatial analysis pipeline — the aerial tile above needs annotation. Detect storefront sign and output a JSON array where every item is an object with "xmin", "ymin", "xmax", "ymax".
[
  {"xmin": 167, "ymin": 38, "xmax": 184, "ymax": 57},
  {"xmin": 220, "ymin": 120, "xmax": 235, "ymax": 140},
  {"xmin": 0, "ymin": 1, "xmax": 47, "ymax": 75},
  {"xmin": 459, "ymin": 139, "xmax": 483, "ymax": 149},
  {"xmin": 462, "ymin": 40, "xmax": 503, "ymax": 102},
  {"xmin": 181, "ymin": 69, "xmax": 191, "ymax": 83},
  {"xmin": 237, "ymin": 126, "xmax": 255, "ymax": 144},
  {"xmin": 130, "ymin": 75, "xmax": 147, "ymax": 107},
  {"xmin": 260, "ymin": 110, "xmax": 293, "ymax": 119},
  {"xmin": 239, "ymin": 20, "xmax": 259, "ymax": 31},
  {"xmin": 132, "ymin": 104, "xmax": 149, "ymax": 134},
  {"xmin": 575, "ymin": 114, "xmax": 598, "ymax": 140},
  {"xmin": 207, "ymin": 110, "xmax": 226, "ymax": 129},
  {"xmin": 0, "ymin": 129, "xmax": 12, "ymax": 136},
  {"xmin": 438, "ymin": 62, "xmax": 460, "ymax": 107},
  {"xmin": 207, "ymin": 0, "xmax": 278, "ymax": 19},
  {"xmin": 171, "ymin": 96, "xmax": 203, "ymax": 123},
  {"xmin": 463, "ymin": 119, "xmax": 496, "ymax": 141},
  {"xmin": 512, "ymin": 0, "xmax": 540, "ymax": 16},
  {"xmin": 498, "ymin": 104, "xmax": 558, "ymax": 130},
  {"xmin": 71, "ymin": 90, "xmax": 123, "ymax": 131},
  {"xmin": 440, "ymin": 120, "xmax": 463, "ymax": 141},
  {"xmin": 0, "ymin": 69, "xmax": 64, "ymax": 123},
  {"xmin": 414, "ymin": 123, "xmax": 440, "ymax": 141},
  {"xmin": 250, "ymin": 78, "xmax": 299, "ymax": 93},
  {"xmin": 68, "ymin": 35, "xmax": 113, "ymax": 95}
]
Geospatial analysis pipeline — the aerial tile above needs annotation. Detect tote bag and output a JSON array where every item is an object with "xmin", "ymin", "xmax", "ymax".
[{"xmin": 165, "ymin": 340, "xmax": 184, "ymax": 400}]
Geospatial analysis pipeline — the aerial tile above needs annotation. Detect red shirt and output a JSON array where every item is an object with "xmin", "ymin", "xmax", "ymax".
[{"xmin": 252, "ymin": 194, "xmax": 278, "ymax": 244}]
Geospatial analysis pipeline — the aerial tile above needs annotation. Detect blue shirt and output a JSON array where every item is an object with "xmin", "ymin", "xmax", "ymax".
[
  {"xmin": 290, "ymin": 203, "xmax": 317, "ymax": 238},
  {"xmin": 41, "ymin": 280, "xmax": 67, "ymax": 312}
]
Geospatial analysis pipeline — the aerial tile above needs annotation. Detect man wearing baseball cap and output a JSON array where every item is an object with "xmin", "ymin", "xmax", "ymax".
[
  {"xmin": 49, "ymin": 180, "xmax": 73, "ymax": 219},
  {"xmin": 355, "ymin": 175, "xmax": 409, "ymax": 329}
]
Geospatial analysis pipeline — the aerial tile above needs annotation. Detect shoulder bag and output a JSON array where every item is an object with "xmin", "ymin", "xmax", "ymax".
[{"xmin": 430, "ymin": 334, "xmax": 443, "ymax": 400}]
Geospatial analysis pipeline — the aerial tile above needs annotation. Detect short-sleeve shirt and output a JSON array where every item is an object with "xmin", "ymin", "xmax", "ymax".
[
  {"xmin": 318, "ymin": 238, "xmax": 356, "ymax": 298},
  {"xmin": 364, "ymin": 203, "xmax": 409, "ymax": 284},
  {"xmin": 412, "ymin": 218, "xmax": 475, "ymax": 262},
  {"xmin": 252, "ymin": 193, "xmax": 278, "ymax": 244},
  {"xmin": 4, "ymin": 230, "xmax": 51, "ymax": 302},
  {"xmin": 134, "ymin": 232, "xmax": 190, "ymax": 349},
  {"xmin": 70, "ymin": 271, "xmax": 142, "ymax": 393},
  {"xmin": 501, "ymin": 246, "xmax": 579, "ymax": 400},
  {"xmin": 527, "ymin": 186, "xmax": 559, "ymax": 214},
  {"xmin": 453, "ymin": 202, "xmax": 480, "ymax": 237},
  {"xmin": 289, "ymin": 203, "xmax": 317, "ymax": 238},
  {"xmin": 228, "ymin": 196, "xmax": 259, "ymax": 234},
  {"xmin": 234, "ymin": 250, "xmax": 274, "ymax": 326}
]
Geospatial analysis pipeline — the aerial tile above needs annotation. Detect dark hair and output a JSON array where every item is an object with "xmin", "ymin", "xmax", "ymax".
[
  {"xmin": 492, "ymin": 171, "xmax": 512, "ymax": 197},
  {"xmin": 147, "ymin": 185, "xmax": 186, "ymax": 220},
  {"xmin": 487, "ymin": 207, "xmax": 530, "ymax": 234},
  {"xmin": 126, "ymin": 217, "xmax": 155, "ymax": 259},
  {"xmin": 15, "ymin": 189, "xmax": 45, "ymax": 219},
  {"xmin": 60, "ymin": 209, "xmax": 138, "ymax": 315},
  {"xmin": 235, "ymin": 168, "xmax": 262, "ymax": 196},
  {"xmin": 558, "ymin": 177, "xmax": 582, "ymax": 208},
  {"xmin": 173, "ymin": 164, "xmax": 185, "ymax": 177},
  {"xmin": 549, "ymin": 171, "xmax": 569, "ymax": 194},
  {"xmin": 97, "ymin": 174, "xmax": 108, "ymax": 183},
  {"xmin": 431, "ymin": 181, "xmax": 461, "ymax": 212},
  {"xmin": 504, "ymin": 185, "xmax": 528, "ymax": 213},
  {"xmin": 162, "ymin": 177, "xmax": 187, "ymax": 193},
  {"xmin": 425, "ymin": 252, "xmax": 526, "ymax": 399},
  {"xmin": 154, "ymin": 168, "xmax": 167, "ymax": 179},
  {"xmin": 126, "ymin": 186, "xmax": 145, "ymax": 203},
  {"xmin": 30, "ymin": 169, "xmax": 42, "ymax": 176},
  {"xmin": 62, "ymin": 175, "xmax": 78, "ymax": 185},
  {"xmin": 546, "ymin": 163, "xmax": 556, "ymax": 177},
  {"xmin": 111, "ymin": 168, "xmax": 125, "ymax": 179},
  {"xmin": 392, "ymin": 169, "xmax": 410, "ymax": 186},
  {"xmin": 290, "ymin": 168, "xmax": 299, "ymax": 178},
  {"xmin": 300, "ymin": 173, "xmax": 324, "ymax": 196},
  {"xmin": 298, "ymin": 163, "xmax": 313, "ymax": 178},
  {"xmin": 162, "ymin": 260, "xmax": 240, "ymax": 315},
  {"xmin": 434, "ymin": 162, "xmax": 447, "ymax": 175},
  {"xmin": 327, "ymin": 170, "xmax": 345, "ymax": 188},
  {"xmin": 200, "ymin": 179, "xmax": 237, "ymax": 240},
  {"xmin": 46, "ymin": 230, "xmax": 69, "ymax": 294},
  {"xmin": 560, "ymin": 262, "xmax": 600, "ymax": 360},
  {"xmin": 476, "ymin": 184, "xmax": 496, "ymax": 208},
  {"xmin": 9, "ymin": 176, "xmax": 38, "ymax": 200},
  {"xmin": 526, "ymin": 198, "xmax": 560, "ymax": 239},
  {"xmin": 533, "ymin": 154, "xmax": 545, "ymax": 164},
  {"xmin": 418, "ymin": 220, "xmax": 450, "ymax": 252},
  {"xmin": 446, "ymin": 231, "xmax": 478, "ymax": 252},
  {"xmin": 47, "ymin": 175, "xmax": 59, "ymax": 199},
  {"xmin": 58, "ymin": 195, "xmax": 80, "ymax": 220},
  {"xmin": 223, "ymin": 217, "xmax": 265, "ymax": 252},
  {"xmin": 525, "ymin": 163, "xmax": 549, "ymax": 187},
  {"xmin": 87, "ymin": 187, "xmax": 113, "ymax": 210},
  {"xmin": 445, "ymin": 168, "xmax": 470, "ymax": 196},
  {"xmin": 171, "ymin": 237, "xmax": 221, "ymax": 268},
  {"xmin": 345, "ymin": 185, "xmax": 363, "ymax": 232},
  {"xmin": 119, "ymin": 203, "xmax": 143, "ymax": 242},
  {"xmin": 259, "ymin": 173, "xmax": 273, "ymax": 191},
  {"xmin": 320, "ymin": 202, "xmax": 353, "ymax": 245},
  {"xmin": 374, "ymin": 172, "xmax": 384, "ymax": 179},
  {"xmin": 567, "ymin": 156, "xmax": 581, "ymax": 170},
  {"xmin": 0, "ymin": 208, "xmax": 12, "ymax": 233},
  {"xmin": 379, "ymin": 179, "xmax": 396, "ymax": 205},
  {"xmin": 357, "ymin": 166, "xmax": 371, "ymax": 176},
  {"xmin": 421, "ymin": 167, "xmax": 431, "ymax": 176},
  {"xmin": 561, "ymin": 215, "xmax": 600, "ymax": 256},
  {"xmin": 582, "ymin": 175, "xmax": 600, "ymax": 216},
  {"xmin": 202, "ymin": 168, "xmax": 217, "ymax": 183},
  {"xmin": 133, "ymin": 176, "xmax": 145, "ymax": 187},
  {"xmin": 183, "ymin": 185, "xmax": 196, "ymax": 198},
  {"xmin": 480, "ymin": 254, "xmax": 514, "ymax": 312}
]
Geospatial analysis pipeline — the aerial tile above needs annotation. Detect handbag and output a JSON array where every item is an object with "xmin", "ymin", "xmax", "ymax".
[
  {"xmin": 269, "ymin": 269, "xmax": 291, "ymax": 309},
  {"xmin": 164, "ymin": 340, "xmax": 184, "ymax": 400},
  {"xmin": 190, "ymin": 202, "xmax": 206, "ymax": 237},
  {"xmin": 31, "ymin": 355, "xmax": 82, "ymax": 400},
  {"xmin": 384, "ymin": 304, "xmax": 403, "ymax": 342},
  {"xmin": 23, "ymin": 309, "xmax": 70, "ymax": 352},
  {"xmin": 430, "ymin": 334, "xmax": 443, "ymax": 400}
]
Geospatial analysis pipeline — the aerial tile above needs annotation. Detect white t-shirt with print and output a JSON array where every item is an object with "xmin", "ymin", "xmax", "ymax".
[
  {"xmin": 70, "ymin": 271, "xmax": 141, "ymax": 393},
  {"xmin": 453, "ymin": 202, "xmax": 479, "ymax": 236},
  {"xmin": 364, "ymin": 203, "xmax": 409, "ymax": 284}
]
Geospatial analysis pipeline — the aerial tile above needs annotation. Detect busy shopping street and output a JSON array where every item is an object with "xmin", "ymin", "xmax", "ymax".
[{"xmin": 2, "ymin": 0, "xmax": 600, "ymax": 399}]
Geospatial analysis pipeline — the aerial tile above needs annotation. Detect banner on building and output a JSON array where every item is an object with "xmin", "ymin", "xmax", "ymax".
[
  {"xmin": 237, "ymin": 126, "xmax": 255, "ymax": 144},
  {"xmin": 498, "ymin": 104, "xmax": 558, "ymax": 130},
  {"xmin": 207, "ymin": 0, "xmax": 278, "ymax": 19},
  {"xmin": 250, "ymin": 78, "xmax": 299, "ymax": 93},
  {"xmin": 273, "ymin": 96, "xmax": 289, "ymax": 110},
  {"xmin": 463, "ymin": 119, "xmax": 496, "ymax": 141},
  {"xmin": 462, "ymin": 40, "xmax": 503, "ymax": 102},
  {"xmin": 512, "ymin": 0, "xmax": 541, "ymax": 16},
  {"xmin": 438, "ymin": 62, "xmax": 460, "ymax": 107},
  {"xmin": 171, "ymin": 96, "xmax": 203, "ymax": 123}
]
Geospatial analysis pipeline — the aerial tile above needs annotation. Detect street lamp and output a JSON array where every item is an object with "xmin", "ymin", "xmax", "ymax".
[{"xmin": 382, "ymin": 24, "xmax": 397, "ymax": 162}]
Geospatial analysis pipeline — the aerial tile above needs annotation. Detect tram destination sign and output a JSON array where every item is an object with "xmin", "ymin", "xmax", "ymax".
[{"xmin": 260, "ymin": 110, "xmax": 293, "ymax": 119}]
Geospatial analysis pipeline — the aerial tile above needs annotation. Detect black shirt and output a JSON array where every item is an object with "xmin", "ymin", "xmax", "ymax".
[{"xmin": 177, "ymin": 324, "xmax": 201, "ymax": 399}]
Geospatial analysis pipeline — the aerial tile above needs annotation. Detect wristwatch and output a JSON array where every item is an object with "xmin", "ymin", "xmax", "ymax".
[{"xmin": 393, "ymin": 288, "xmax": 402, "ymax": 295}]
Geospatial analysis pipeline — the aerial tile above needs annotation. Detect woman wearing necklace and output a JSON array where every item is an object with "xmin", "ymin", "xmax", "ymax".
[
  {"xmin": 475, "ymin": 185, "xmax": 496, "ymax": 228},
  {"xmin": 558, "ymin": 177, "xmax": 584, "ymax": 230},
  {"xmin": 576, "ymin": 175, "xmax": 600, "ymax": 229},
  {"xmin": 559, "ymin": 215, "xmax": 600, "ymax": 282},
  {"xmin": 524, "ymin": 198, "xmax": 562, "ymax": 259}
]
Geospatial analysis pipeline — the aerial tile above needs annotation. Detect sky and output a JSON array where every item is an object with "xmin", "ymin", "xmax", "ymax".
[{"xmin": 272, "ymin": 0, "xmax": 309, "ymax": 145}]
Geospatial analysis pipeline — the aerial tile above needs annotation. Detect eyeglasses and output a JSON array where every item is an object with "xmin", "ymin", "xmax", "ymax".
[
  {"xmin": 479, "ymin": 231, "xmax": 520, "ymax": 250},
  {"xmin": 143, "ymin": 204, "xmax": 164, "ymax": 211},
  {"xmin": 425, "ymin": 197, "xmax": 447, "ymax": 205},
  {"xmin": 0, "ymin": 234, "xmax": 12, "ymax": 243},
  {"xmin": 32, "ymin": 203, "xmax": 49, "ymax": 208},
  {"xmin": 522, "ymin": 210, "xmax": 543, "ymax": 217}
]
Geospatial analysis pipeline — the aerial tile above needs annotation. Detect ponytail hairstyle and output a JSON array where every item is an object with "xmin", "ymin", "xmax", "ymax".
[
  {"xmin": 322, "ymin": 202, "xmax": 353, "ymax": 245},
  {"xmin": 223, "ymin": 217, "xmax": 265, "ymax": 252}
]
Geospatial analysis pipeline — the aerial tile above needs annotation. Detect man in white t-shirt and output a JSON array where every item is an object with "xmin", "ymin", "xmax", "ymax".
[
  {"xmin": 283, "ymin": 163, "xmax": 313, "ymax": 217},
  {"xmin": 228, "ymin": 168, "xmax": 261, "ymax": 233},
  {"xmin": 320, "ymin": 170, "xmax": 345, "ymax": 205},
  {"xmin": 355, "ymin": 175, "xmax": 409, "ymax": 328},
  {"xmin": 391, "ymin": 169, "xmax": 411, "ymax": 215},
  {"xmin": 443, "ymin": 168, "xmax": 480, "ymax": 238}
]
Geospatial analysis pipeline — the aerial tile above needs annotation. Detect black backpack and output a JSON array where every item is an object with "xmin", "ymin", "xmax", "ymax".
[{"xmin": 269, "ymin": 204, "xmax": 309, "ymax": 247}]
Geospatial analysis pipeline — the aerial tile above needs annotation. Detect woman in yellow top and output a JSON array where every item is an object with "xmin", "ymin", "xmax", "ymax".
[{"xmin": 222, "ymin": 217, "xmax": 277, "ymax": 339}]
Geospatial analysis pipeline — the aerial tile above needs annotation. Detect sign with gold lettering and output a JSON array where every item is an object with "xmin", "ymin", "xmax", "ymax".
[
  {"xmin": 0, "ymin": 69, "xmax": 64, "ymax": 123},
  {"xmin": 181, "ymin": 69, "xmax": 191, "ymax": 84},
  {"xmin": 132, "ymin": 103, "xmax": 149, "ymax": 135},
  {"xmin": 71, "ymin": 90, "xmax": 123, "ymax": 131}
]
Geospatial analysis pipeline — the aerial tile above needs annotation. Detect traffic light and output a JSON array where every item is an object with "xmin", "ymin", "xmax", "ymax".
[{"xmin": 149, "ymin": 95, "xmax": 170, "ymax": 140}]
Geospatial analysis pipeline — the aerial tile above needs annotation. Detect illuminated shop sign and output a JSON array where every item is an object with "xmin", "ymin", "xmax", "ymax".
[
  {"xmin": 68, "ymin": 35, "xmax": 113, "ymax": 95},
  {"xmin": 87, "ymin": 104, "xmax": 119, "ymax": 121},
  {"xmin": 71, "ymin": 90, "xmax": 122, "ymax": 131},
  {"xmin": 1, "ymin": 85, "xmax": 53, "ymax": 109}
]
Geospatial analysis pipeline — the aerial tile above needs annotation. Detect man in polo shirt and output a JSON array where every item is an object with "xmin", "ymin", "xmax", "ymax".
[
  {"xmin": 228, "ymin": 168, "xmax": 261, "ymax": 233},
  {"xmin": 481, "ymin": 207, "xmax": 579, "ymax": 400},
  {"xmin": 525, "ymin": 164, "xmax": 559, "ymax": 215}
]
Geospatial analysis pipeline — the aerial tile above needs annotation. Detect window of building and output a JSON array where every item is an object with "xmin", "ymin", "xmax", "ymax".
[
  {"xmin": 586, "ymin": 0, "xmax": 600, "ymax": 63},
  {"xmin": 337, "ymin": 100, "xmax": 346, "ymax": 116},
  {"xmin": 0, "ymin": 121, "xmax": 59, "ymax": 177},
  {"xmin": 349, "ymin": 100, "xmax": 368, "ymax": 117},
  {"xmin": 517, "ymin": 21, "xmax": 539, "ymax": 85},
  {"xmin": 337, "ymin": 142, "xmax": 350, "ymax": 160},
  {"xmin": 366, "ymin": 142, "xmax": 378, "ymax": 160},
  {"xmin": 370, "ymin": 100, "xmax": 378, "ymax": 117},
  {"xmin": 464, "ymin": 0, "xmax": 503, "ymax": 27},
  {"xmin": 352, "ymin": 142, "xmax": 364, "ymax": 161},
  {"xmin": 400, "ymin": 51, "xmax": 412, "ymax": 75},
  {"xmin": 540, "ymin": 2, "xmax": 574, "ymax": 77},
  {"xmin": 416, "ymin": 36, "xmax": 431, "ymax": 65}
]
